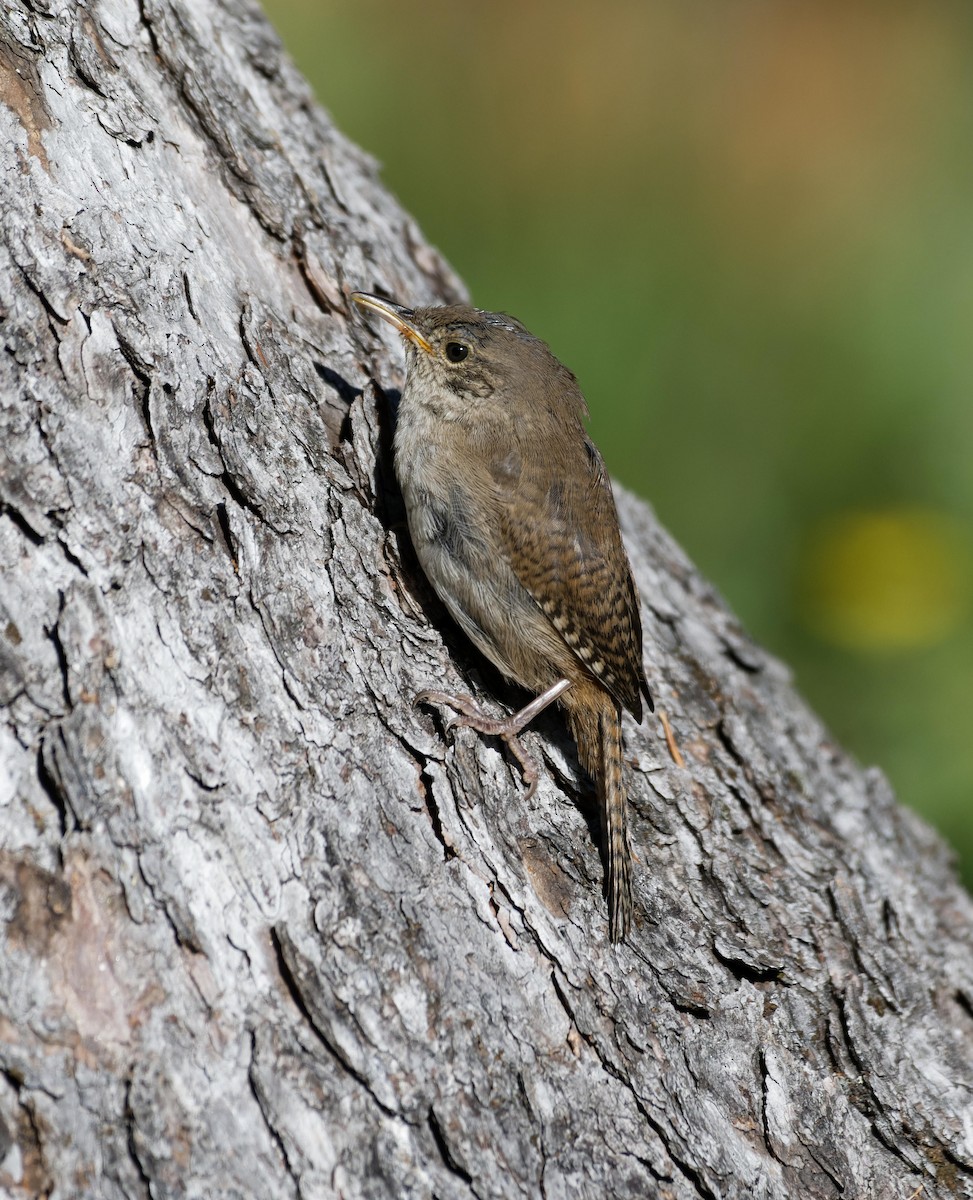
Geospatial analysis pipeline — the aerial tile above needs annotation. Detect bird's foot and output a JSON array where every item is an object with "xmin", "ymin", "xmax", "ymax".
[
  {"xmin": 416, "ymin": 679, "xmax": 573, "ymax": 800},
  {"xmin": 416, "ymin": 690, "xmax": 541, "ymax": 798}
]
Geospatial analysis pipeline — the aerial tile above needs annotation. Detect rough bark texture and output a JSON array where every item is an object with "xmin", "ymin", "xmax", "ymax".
[{"xmin": 2, "ymin": 2, "xmax": 972, "ymax": 1198}]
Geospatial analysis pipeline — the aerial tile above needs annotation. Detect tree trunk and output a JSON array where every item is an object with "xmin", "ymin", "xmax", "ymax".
[{"xmin": 2, "ymin": 2, "xmax": 972, "ymax": 1198}]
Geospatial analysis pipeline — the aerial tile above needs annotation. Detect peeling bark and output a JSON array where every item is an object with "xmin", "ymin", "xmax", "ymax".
[{"xmin": 2, "ymin": 2, "xmax": 972, "ymax": 1198}]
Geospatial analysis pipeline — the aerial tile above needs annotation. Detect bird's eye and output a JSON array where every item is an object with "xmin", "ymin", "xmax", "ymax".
[{"xmin": 444, "ymin": 342, "xmax": 469, "ymax": 363}]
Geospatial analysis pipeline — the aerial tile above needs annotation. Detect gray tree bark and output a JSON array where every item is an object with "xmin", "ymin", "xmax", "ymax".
[{"xmin": 2, "ymin": 2, "xmax": 972, "ymax": 1198}]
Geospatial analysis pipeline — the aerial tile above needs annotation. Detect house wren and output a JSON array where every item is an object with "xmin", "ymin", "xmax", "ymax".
[{"xmin": 351, "ymin": 291, "xmax": 653, "ymax": 943}]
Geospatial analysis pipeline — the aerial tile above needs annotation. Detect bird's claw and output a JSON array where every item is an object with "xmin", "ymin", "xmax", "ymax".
[{"xmin": 415, "ymin": 688, "xmax": 543, "ymax": 798}]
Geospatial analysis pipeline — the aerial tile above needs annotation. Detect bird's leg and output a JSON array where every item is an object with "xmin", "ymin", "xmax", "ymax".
[{"xmin": 417, "ymin": 678, "xmax": 573, "ymax": 800}]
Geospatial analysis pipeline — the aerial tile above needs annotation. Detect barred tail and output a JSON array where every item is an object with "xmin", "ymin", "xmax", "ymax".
[
  {"xmin": 567, "ymin": 692, "xmax": 633, "ymax": 942},
  {"xmin": 599, "ymin": 704, "xmax": 632, "ymax": 943}
]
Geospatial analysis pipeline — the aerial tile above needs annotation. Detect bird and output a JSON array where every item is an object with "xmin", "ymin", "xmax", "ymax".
[{"xmin": 351, "ymin": 291, "xmax": 653, "ymax": 942}]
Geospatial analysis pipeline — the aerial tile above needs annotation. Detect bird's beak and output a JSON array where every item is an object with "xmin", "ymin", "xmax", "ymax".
[{"xmin": 350, "ymin": 292, "xmax": 433, "ymax": 355}]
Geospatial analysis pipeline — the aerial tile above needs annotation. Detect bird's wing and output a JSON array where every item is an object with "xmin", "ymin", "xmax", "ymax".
[{"xmin": 495, "ymin": 432, "xmax": 650, "ymax": 719}]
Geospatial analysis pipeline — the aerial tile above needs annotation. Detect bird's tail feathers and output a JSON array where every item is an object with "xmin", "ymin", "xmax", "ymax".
[
  {"xmin": 568, "ymin": 694, "xmax": 632, "ymax": 943},
  {"xmin": 599, "ymin": 704, "xmax": 631, "ymax": 943}
]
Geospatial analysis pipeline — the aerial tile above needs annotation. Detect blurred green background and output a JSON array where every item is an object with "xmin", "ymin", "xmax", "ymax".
[{"xmin": 265, "ymin": 1, "xmax": 973, "ymax": 881}]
